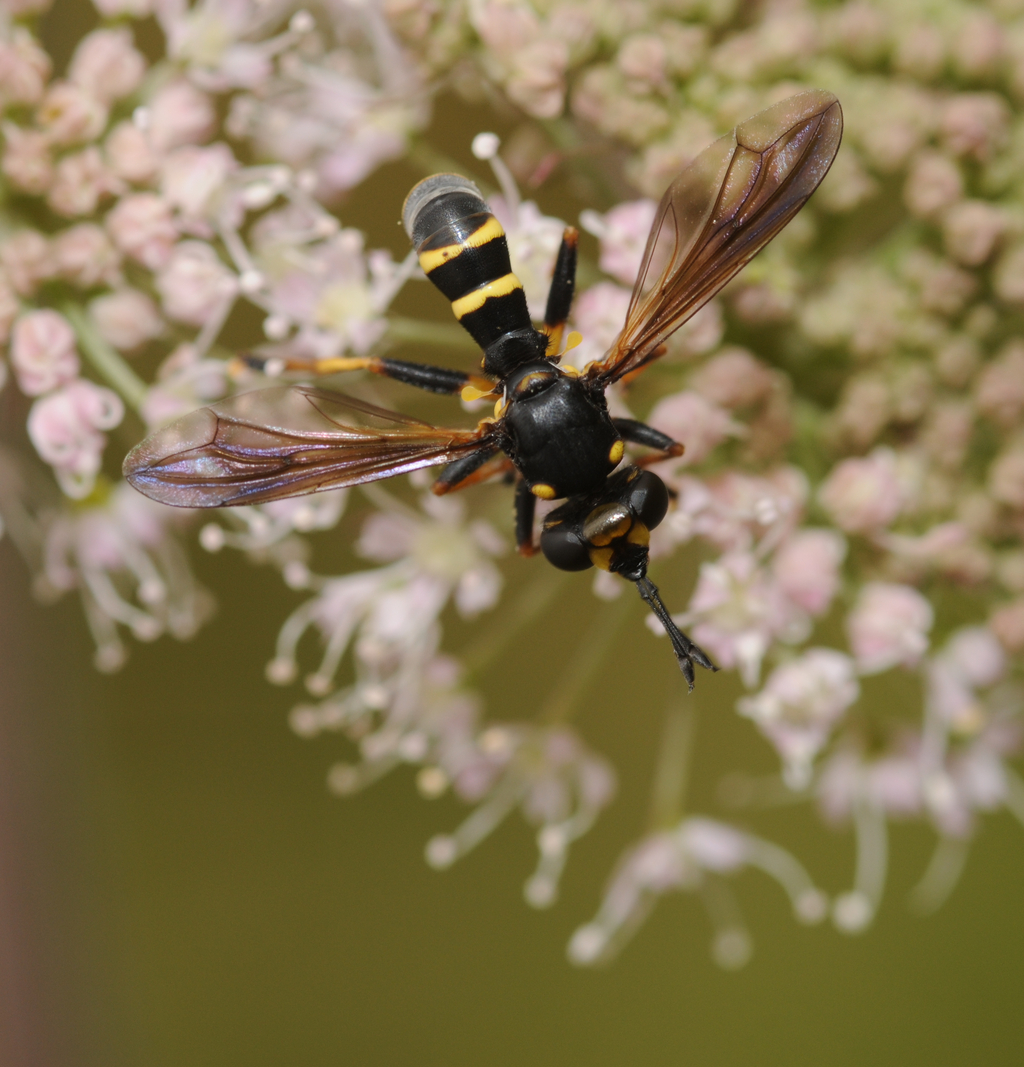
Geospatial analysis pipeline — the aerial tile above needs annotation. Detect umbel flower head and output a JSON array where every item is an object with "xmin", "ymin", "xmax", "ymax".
[{"xmin": 0, "ymin": 0, "xmax": 1022, "ymax": 972}]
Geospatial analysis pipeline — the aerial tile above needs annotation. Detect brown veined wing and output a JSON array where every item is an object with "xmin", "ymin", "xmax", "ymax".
[
  {"xmin": 123, "ymin": 386, "xmax": 499, "ymax": 508},
  {"xmin": 585, "ymin": 90, "xmax": 843, "ymax": 386}
]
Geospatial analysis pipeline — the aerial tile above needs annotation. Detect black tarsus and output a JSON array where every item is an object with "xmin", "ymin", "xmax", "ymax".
[{"xmin": 635, "ymin": 576, "xmax": 717, "ymax": 691}]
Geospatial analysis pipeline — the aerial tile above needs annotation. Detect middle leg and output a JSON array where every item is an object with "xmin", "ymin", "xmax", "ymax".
[
  {"xmin": 237, "ymin": 353, "xmax": 497, "ymax": 400},
  {"xmin": 612, "ymin": 418, "xmax": 685, "ymax": 464}
]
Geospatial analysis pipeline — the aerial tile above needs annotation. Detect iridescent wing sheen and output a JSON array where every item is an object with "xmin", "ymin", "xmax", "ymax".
[
  {"xmin": 123, "ymin": 386, "xmax": 499, "ymax": 508},
  {"xmin": 585, "ymin": 90, "xmax": 843, "ymax": 385}
]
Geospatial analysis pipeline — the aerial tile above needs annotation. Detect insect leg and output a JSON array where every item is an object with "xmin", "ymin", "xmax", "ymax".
[
  {"xmin": 432, "ymin": 446, "xmax": 509, "ymax": 495},
  {"xmin": 612, "ymin": 418, "xmax": 685, "ymax": 464},
  {"xmin": 636, "ymin": 576, "xmax": 717, "ymax": 691},
  {"xmin": 542, "ymin": 227, "xmax": 578, "ymax": 356},
  {"xmin": 514, "ymin": 478, "xmax": 538, "ymax": 556},
  {"xmin": 239, "ymin": 353, "xmax": 496, "ymax": 398}
]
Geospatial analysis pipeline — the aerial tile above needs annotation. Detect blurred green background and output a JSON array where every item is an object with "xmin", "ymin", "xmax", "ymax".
[
  {"xmin": 1, "ymin": 2, "xmax": 1023, "ymax": 1064},
  {"xmin": 3, "ymin": 522, "xmax": 1024, "ymax": 1067}
]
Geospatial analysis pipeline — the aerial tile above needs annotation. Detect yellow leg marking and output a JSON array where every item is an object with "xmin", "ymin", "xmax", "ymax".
[
  {"xmin": 315, "ymin": 357, "xmax": 374, "ymax": 374},
  {"xmin": 531, "ymin": 483, "xmax": 556, "ymax": 500},
  {"xmin": 418, "ymin": 217, "xmax": 506, "ymax": 275},
  {"xmin": 452, "ymin": 273, "xmax": 523, "ymax": 319}
]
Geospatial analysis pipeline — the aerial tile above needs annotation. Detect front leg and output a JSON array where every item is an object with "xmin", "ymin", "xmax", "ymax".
[
  {"xmin": 514, "ymin": 477, "xmax": 538, "ymax": 556},
  {"xmin": 612, "ymin": 418, "xmax": 685, "ymax": 464},
  {"xmin": 432, "ymin": 447, "xmax": 512, "ymax": 495},
  {"xmin": 239, "ymin": 353, "xmax": 497, "ymax": 400}
]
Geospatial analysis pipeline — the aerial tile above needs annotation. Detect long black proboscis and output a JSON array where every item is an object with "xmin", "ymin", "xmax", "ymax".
[{"xmin": 635, "ymin": 577, "xmax": 717, "ymax": 691}]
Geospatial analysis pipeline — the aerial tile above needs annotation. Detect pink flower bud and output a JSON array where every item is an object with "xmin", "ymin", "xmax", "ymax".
[
  {"xmin": 0, "ymin": 229, "xmax": 52, "ymax": 296},
  {"xmin": 2, "ymin": 0, "xmax": 53, "ymax": 13},
  {"xmin": 941, "ymin": 93, "xmax": 1009, "ymax": 162},
  {"xmin": 1, "ymin": 122, "xmax": 53, "ymax": 194},
  {"xmin": 738, "ymin": 648, "xmax": 859, "ymax": 788},
  {"xmin": 772, "ymin": 528, "xmax": 847, "ymax": 616},
  {"xmin": 35, "ymin": 81, "xmax": 108, "ymax": 147},
  {"xmin": 159, "ymin": 142, "xmax": 237, "ymax": 222},
  {"xmin": 105, "ymin": 121, "xmax": 159, "ymax": 185},
  {"xmin": 147, "ymin": 79, "xmax": 216, "ymax": 153},
  {"xmin": 579, "ymin": 198, "xmax": 658, "ymax": 287},
  {"xmin": 565, "ymin": 281, "xmax": 632, "ymax": 369},
  {"xmin": 893, "ymin": 23, "xmax": 944, "ymax": 79},
  {"xmin": 0, "ymin": 278, "xmax": 18, "ymax": 346},
  {"xmin": 950, "ymin": 12, "xmax": 1005, "ymax": 80},
  {"xmin": 617, "ymin": 34, "xmax": 667, "ymax": 88},
  {"xmin": 505, "ymin": 39, "xmax": 569, "ymax": 120},
  {"xmin": 942, "ymin": 625, "xmax": 1006, "ymax": 689},
  {"xmin": 990, "ymin": 599, "xmax": 1024, "ymax": 653},
  {"xmin": 27, "ymin": 378, "xmax": 124, "ymax": 498},
  {"xmin": 52, "ymin": 223, "xmax": 122, "ymax": 288},
  {"xmin": 975, "ymin": 341, "xmax": 1024, "ymax": 428},
  {"xmin": 0, "ymin": 28, "xmax": 52, "ymax": 106},
  {"xmin": 994, "ymin": 243, "xmax": 1024, "ymax": 306},
  {"xmin": 155, "ymin": 240, "xmax": 237, "ymax": 325},
  {"xmin": 47, "ymin": 146, "xmax": 119, "ymax": 218},
  {"xmin": 68, "ymin": 28, "xmax": 146, "ymax": 105},
  {"xmin": 943, "ymin": 200, "xmax": 1004, "ymax": 266},
  {"xmin": 89, "ymin": 288, "xmax": 164, "ymax": 351},
  {"xmin": 10, "ymin": 309, "xmax": 79, "ymax": 396},
  {"xmin": 471, "ymin": 0, "xmax": 540, "ymax": 54},
  {"xmin": 988, "ymin": 446, "xmax": 1024, "ymax": 510},
  {"xmin": 847, "ymin": 581, "xmax": 933, "ymax": 673},
  {"xmin": 106, "ymin": 193, "xmax": 178, "ymax": 269},
  {"xmin": 648, "ymin": 391, "xmax": 743, "ymax": 467},
  {"xmin": 818, "ymin": 448, "xmax": 903, "ymax": 534},
  {"xmin": 903, "ymin": 150, "xmax": 962, "ymax": 219},
  {"xmin": 93, "ymin": 0, "xmax": 152, "ymax": 14},
  {"xmin": 689, "ymin": 347, "xmax": 775, "ymax": 409}
]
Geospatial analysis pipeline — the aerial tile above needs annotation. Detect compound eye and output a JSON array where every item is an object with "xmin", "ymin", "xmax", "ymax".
[
  {"xmin": 540, "ymin": 522, "xmax": 593, "ymax": 572},
  {"xmin": 628, "ymin": 470, "xmax": 670, "ymax": 531}
]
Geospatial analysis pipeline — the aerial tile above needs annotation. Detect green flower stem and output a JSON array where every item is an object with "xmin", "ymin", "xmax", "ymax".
[
  {"xmin": 538, "ymin": 595, "xmax": 631, "ymax": 725},
  {"xmin": 647, "ymin": 703, "xmax": 696, "ymax": 830},
  {"xmin": 462, "ymin": 570, "xmax": 569, "ymax": 683},
  {"xmin": 386, "ymin": 316, "xmax": 478, "ymax": 350},
  {"xmin": 61, "ymin": 301, "xmax": 148, "ymax": 415}
]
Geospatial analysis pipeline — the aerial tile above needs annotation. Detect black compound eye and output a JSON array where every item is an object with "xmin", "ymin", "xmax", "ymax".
[
  {"xmin": 627, "ymin": 471, "xmax": 670, "ymax": 531},
  {"xmin": 540, "ymin": 522, "xmax": 593, "ymax": 571}
]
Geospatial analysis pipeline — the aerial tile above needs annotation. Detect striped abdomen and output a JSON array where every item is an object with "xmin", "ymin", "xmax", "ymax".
[{"xmin": 402, "ymin": 174, "xmax": 548, "ymax": 378}]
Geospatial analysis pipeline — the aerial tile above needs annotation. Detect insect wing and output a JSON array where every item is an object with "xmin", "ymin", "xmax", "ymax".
[
  {"xmin": 588, "ymin": 90, "xmax": 843, "ymax": 384},
  {"xmin": 123, "ymin": 385, "xmax": 497, "ymax": 507}
]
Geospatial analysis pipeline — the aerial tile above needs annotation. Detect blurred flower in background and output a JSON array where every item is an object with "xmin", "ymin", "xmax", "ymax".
[{"xmin": 1, "ymin": 0, "xmax": 1022, "ymax": 970}]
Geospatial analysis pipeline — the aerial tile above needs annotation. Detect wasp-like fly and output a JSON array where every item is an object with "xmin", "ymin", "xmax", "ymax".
[{"xmin": 124, "ymin": 91, "xmax": 842, "ymax": 689}]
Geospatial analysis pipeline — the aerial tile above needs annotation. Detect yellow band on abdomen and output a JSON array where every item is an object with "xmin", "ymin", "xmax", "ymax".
[
  {"xmin": 451, "ymin": 273, "xmax": 523, "ymax": 319},
  {"xmin": 418, "ymin": 216, "xmax": 507, "ymax": 275}
]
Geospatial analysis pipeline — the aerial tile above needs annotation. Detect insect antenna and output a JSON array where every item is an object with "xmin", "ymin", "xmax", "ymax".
[{"xmin": 635, "ymin": 577, "xmax": 718, "ymax": 691}]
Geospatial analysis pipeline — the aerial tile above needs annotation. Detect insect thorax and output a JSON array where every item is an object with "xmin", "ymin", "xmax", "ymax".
[{"xmin": 501, "ymin": 362, "xmax": 621, "ymax": 499}]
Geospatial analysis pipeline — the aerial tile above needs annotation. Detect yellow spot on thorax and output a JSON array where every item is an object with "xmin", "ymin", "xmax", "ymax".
[{"xmin": 531, "ymin": 483, "xmax": 556, "ymax": 500}]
